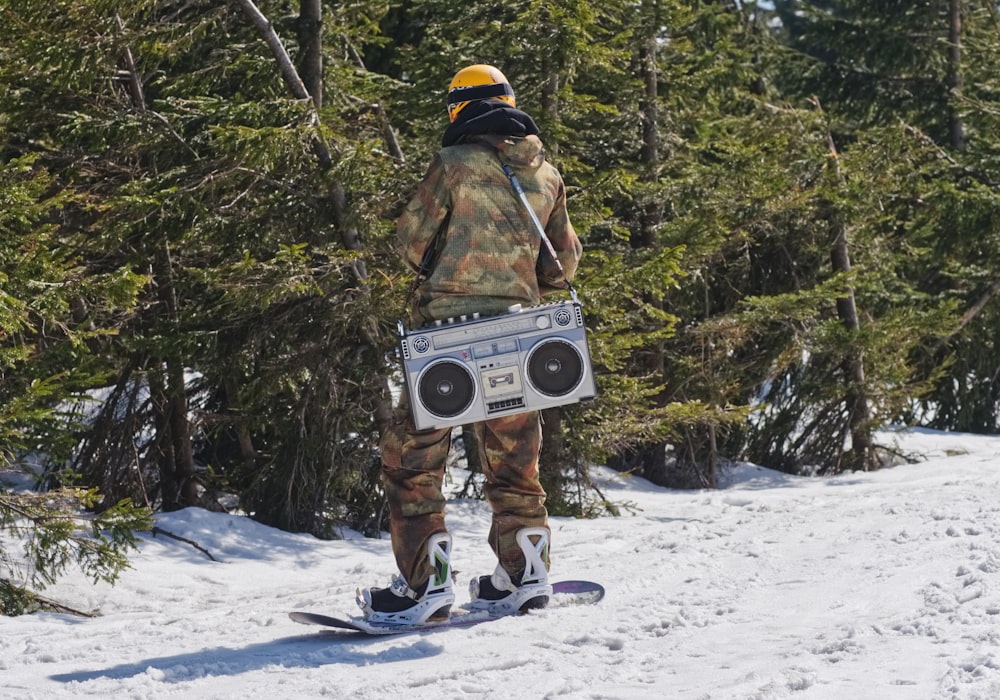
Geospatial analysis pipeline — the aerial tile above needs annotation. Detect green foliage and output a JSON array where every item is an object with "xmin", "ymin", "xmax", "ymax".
[
  {"xmin": 768, "ymin": 1, "xmax": 1000, "ymax": 436},
  {"xmin": 2, "ymin": 0, "xmax": 1000, "ymax": 555},
  {"xmin": 3, "ymin": 0, "xmax": 404, "ymax": 531},
  {"xmin": 772, "ymin": 0, "xmax": 958, "ymax": 140},
  {"xmin": 0, "ymin": 486, "xmax": 152, "ymax": 616},
  {"xmin": 0, "ymin": 154, "xmax": 147, "ymax": 465}
]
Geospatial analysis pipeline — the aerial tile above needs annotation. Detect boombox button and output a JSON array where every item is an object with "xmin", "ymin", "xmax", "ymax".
[{"xmin": 507, "ymin": 304, "xmax": 522, "ymax": 313}]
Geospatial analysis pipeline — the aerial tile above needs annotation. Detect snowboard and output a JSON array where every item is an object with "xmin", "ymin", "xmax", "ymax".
[{"xmin": 289, "ymin": 579, "xmax": 604, "ymax": 636}]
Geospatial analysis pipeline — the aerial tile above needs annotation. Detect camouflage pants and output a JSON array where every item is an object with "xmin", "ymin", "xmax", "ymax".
[{"xmin": 379, "ymin": 391, "xmax": 549, "ymax": 587}]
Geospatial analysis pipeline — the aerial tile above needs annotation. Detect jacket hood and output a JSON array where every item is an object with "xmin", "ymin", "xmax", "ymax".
[{"xmin": 441, "ymin": 99, "xmax": 540, "ymax": 147}]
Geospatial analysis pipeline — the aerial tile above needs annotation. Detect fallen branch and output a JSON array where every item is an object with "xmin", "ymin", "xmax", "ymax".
[
  {"xmin": 151, "ymin": 526, "xmax": 219, "ymax": 562},
  {"xmin": 32, "ymin": 592, "xmax": 99, "ymax": 618},
  {"xmin": 1, "ymin": 578, "xmax": 98, "ymax": 618}
]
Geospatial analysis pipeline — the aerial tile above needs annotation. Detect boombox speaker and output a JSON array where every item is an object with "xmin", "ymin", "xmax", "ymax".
[{"xmin": 398, "ymin": 300, "xmax": 596, "ymax": 431}]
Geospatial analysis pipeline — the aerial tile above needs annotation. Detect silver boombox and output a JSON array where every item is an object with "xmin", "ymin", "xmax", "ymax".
[{"xmin": 398, "ymin": 300, "xmax": 597, "ymax": 431}]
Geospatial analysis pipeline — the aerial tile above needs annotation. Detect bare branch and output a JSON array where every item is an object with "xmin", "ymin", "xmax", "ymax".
[
  {"xmin": 343, "ymin": 37, "xmax": 404, "ymax": 163},
  {"xmin": 934, "ymin": 278, "xmax": 1000, "ymax": 353},
  {"xmin": 151, "ymin": 526, "xmax": 219, "ymax": 562},
  {"xmin": 115, "ymin": 14, "xmax": 146, "ymax": 113},
  {"xmin": 232, "ymin": 0, "xmax": 311, "ymax": 102},
  {"xmin": 233, "ymin": 0, "xmax": 332, "ymax": 168}
]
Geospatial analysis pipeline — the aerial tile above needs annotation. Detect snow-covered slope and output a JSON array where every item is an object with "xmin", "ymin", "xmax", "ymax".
[{"xmin": 3, "ymin": 428, "xmax": 999, "ymax": 699}]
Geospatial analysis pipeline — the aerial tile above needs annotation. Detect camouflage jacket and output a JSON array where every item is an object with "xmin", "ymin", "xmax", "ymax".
[{"xmin": 397, "ymin": 133, "xmax": 582, "ymax": 324}]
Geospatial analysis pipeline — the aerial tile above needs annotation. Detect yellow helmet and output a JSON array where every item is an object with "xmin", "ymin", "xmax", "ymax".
[{"xmin": 446, "ymin": 64, "xmax": 516, "ymax": 123}]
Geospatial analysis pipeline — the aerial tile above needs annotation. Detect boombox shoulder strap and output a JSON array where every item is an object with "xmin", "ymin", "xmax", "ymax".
[{"xmin": 498, "ymin": 157, "xmax": 579, "ymax": 304}]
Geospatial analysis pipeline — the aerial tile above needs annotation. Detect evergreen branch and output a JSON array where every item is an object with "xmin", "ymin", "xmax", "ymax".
[
  {"xmin": 933, "ymin": 278, "xmax": 1000, "ymax": 354},
  {"xmin": 1, "ymin": 489, "xmax": 151, "ymax": 598},
  {"xmin": 146, "ymin": 110, "xmax": 201, "ymax": 161}
]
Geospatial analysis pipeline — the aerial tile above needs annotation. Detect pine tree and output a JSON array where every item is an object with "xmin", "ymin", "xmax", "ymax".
[
  {"xmin": 770, "ymin": 1, "xmax": 1000, "ymax": 437},
  {"xmin": 0, "ymin": 0, "xmax": 403, "ymax": 535},
  {"xmin": 0, "ymin": 147, "xmax": 151, "ymax": 617},
  {"xmin": 620, "ymin": 1, "xmax": 954, "ymax": 476}
]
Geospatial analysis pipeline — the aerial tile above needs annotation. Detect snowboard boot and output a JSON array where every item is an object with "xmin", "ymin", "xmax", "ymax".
[
  {"xmin": 357, "ymin": 532, "xmax": 455, "ymax": 625},
  {"xmin": 468, "ymin": 527, "xmax": 552, "ymax": 615}
]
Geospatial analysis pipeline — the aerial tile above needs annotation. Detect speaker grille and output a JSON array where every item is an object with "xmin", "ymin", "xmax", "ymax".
[
  {"xmin": 526, "ymin": 339, "xmax": 584, "ymax": 397},
  {"xmin": 417, "ymin": 360, "xmax": 476, "ymax": 419}
]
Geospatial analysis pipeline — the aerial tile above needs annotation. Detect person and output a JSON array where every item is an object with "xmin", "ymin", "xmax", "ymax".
[{"xmin": 357, "ymin": 64, "xmax": 583, "ymax": 625}]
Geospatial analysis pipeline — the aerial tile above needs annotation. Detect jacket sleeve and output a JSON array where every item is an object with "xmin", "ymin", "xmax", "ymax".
[
  {"xmin": 537, "ymin": 175, "xmax": 583, "ymax": 295},
  {"xmin": 396, "ymin": 154, "xmax": 451, "ymax": 274}
]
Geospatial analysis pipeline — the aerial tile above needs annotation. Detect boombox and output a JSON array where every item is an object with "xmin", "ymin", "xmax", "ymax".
[{"xmin": 398, "ymin": 300, "xmax": 596, "ymax": 431}]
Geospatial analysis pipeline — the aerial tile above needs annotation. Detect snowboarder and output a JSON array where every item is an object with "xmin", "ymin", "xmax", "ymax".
[{"xmin": 358, "ymin": 64, "xmax": 583, "ymax": 625}]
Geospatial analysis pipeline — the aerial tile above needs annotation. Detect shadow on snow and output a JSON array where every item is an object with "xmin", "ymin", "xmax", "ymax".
[{"xmin": 49, "ymin": 633, "xmax": 443, "ymax": 683}]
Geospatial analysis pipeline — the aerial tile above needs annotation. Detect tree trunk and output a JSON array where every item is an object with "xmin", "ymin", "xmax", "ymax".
[
  {"xmin": 538, "ymin": 406, "xmax": 569, "ymax": 506},
  {"xmin": 542, "ymin": 71, "xmax": 560, "ymax": 123},
  {"xmin": 946, "ymin": 0, "xmax": 964, "ymax": 150},
  {"xmin": 640, "ymin": 29, "xmax": 659, "ymax": 186},
  {"xmin": 167, "ymin": 356, "xmax": 200, "ymax": 507},
  {"xmin": 461, "ymin": 424, "xmax": 483, "ymax": 475},
  {"xmin": 815, "ymin": 97, "xmax": 874, "ymax": 471},
  {"xmin": 296, "ymin": 0, "xmax": 323, "ymax": 109},
  {"xmin": 152, "ymin": 242, "xmax": 199, "ymax": 510},
  {"xmin": 632, "ymin": 6, "xmax": 696, "ymax": 488},
  {"xmin": 830, "ymin": 220, "xmax": 874, "ymax": 470}
]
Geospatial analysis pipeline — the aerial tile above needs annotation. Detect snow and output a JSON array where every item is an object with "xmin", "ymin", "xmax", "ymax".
[{"xmin": 3, "ymin": 428, "xmax": 1000, "ymax": 699}]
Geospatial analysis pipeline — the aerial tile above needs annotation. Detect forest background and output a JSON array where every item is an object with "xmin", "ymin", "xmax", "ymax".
[{"xmin": 3, "ymin": 0, "xmax": 1000, "ymax": 607}]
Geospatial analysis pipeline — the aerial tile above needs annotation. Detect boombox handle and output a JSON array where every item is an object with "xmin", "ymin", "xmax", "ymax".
[{"xmin": 499, "ymin": 159, "xmax": 580, "ymax": 306}]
